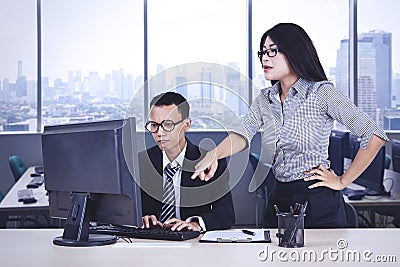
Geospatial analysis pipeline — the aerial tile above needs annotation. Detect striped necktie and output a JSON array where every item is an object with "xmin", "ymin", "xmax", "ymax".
[{"xmin": 160, "ymin": 163, "xmax": 179, "ymax": 223}]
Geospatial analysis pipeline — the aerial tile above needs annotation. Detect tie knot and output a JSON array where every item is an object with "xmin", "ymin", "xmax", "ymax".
[
  {"xmin": 166, "ymin": 163, "xmax": 179, "ymax": 172},
  {"xmin": 165, "ymin": 163, "xmax": 179, "ymax": 181}
]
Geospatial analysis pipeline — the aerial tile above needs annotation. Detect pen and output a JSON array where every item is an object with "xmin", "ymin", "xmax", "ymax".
[
  {"xmin": 274, "ymin": 205, "xmax": 280, "ymax": 214},
  {"xmin": 242, "ymin": 230, "xmax": 256, "ymax": 236},
  {"xmin": 290, "ymin": 206, "xmax": 294, "ymax": 215}
]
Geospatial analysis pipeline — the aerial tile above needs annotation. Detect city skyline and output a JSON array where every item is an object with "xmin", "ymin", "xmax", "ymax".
[
  {"xmin": 2, "ymin": 0, "xmax": 400, "ymax": 131},
  {"xmin": 1, "ymin": 0, "xmax": 400, "ymax": 83}
]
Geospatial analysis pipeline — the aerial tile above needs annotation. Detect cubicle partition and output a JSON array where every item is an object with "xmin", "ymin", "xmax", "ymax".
[{"xmin": 0, "ymin": 131, "xmax": 264, "ymax": 228}]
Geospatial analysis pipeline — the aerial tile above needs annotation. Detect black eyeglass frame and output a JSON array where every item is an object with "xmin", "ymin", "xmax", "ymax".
[
  {"xmin": 145, "ymin": 119, "xmax": 185, "ymax": 133},
  {"xmin": 257, "ymin": 48, "xmax": 280, "ymax": 59}
]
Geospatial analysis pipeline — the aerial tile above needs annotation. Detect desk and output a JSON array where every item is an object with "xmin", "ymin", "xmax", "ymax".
[
  {"xmin": 0, "ymin": 228, "xmax": 399, "ymax": 266},
  {"xmin": 0, "ymin": 167, "xmax": 49, "ymax": 227},
  {"xmin": 344, "ymin": 169, "xmax": 400, "ymax": 227},
  {"xmin": 345, "ymin": 169, "xmax": 400, "ymax": 209}
]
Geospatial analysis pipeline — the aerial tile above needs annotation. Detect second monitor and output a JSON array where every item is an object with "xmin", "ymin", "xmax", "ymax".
[
  {"xmin": 328, "ymin": 130, "xmax": 349, "ymax": 176},
  {"xmin": 352, "ymin": 140, "xmax": 388, "ymax": 196}
]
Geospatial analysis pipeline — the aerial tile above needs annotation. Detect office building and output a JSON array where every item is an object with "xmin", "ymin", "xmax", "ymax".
[{"xmin": 336, "ymin": 30, "xmax": 392, "ymax": 127}]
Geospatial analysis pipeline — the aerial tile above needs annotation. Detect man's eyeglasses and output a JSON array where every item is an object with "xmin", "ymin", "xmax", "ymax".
[
  {"xmin": 257, "ymin": 48, "xmax": 279, "ymax": 59},
  {"xmin": 145, "ymin": 119, "xmax": 185, "ymax": 133}
]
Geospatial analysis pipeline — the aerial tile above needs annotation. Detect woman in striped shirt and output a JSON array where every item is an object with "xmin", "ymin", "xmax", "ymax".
[{"xmin": 192, "ymin": 23, "xmax": 388, "ymax": 228}]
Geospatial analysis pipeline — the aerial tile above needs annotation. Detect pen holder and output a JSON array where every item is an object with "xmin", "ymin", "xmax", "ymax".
[{"xmin": 277, "ymin": 212, "xmax": 305, "ymax": 248}]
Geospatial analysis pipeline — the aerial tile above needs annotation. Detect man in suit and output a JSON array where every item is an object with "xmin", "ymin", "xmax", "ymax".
[{"xmin": 139, "ymin": 92, "xmax": 235, "ymax": 231}]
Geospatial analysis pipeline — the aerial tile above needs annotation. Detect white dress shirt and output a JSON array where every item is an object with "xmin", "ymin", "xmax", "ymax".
[{"xmin": 162, "ymin": 143, "xmax": 206, "ymax": 230}]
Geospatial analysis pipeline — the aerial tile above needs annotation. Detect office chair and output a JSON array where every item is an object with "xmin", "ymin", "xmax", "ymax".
[
  {"xmin": 6, "ymin": 157, "xmax": 51, "ymax": 228},
  {"xmin": 230, "ymin": 153, "xmax": 259, "ymax": 228},
  {"xmin": 0, "ymin": 190, "xmax": 10, "ymax": 228},
  {"xmin": 249, "ymin": 153, "xmax": 275, "ymax": 227},
  {"xmin": 385, "ymin": 154, "xmax": 391, "ymax": 169},
  {"xmin": 344, "ymin": 202, "xmax": 358, "ymax": 228},
  {"xmin": 9, "ymin": 155, "xmax": 28, "ymax": 182},
  {"xmin": 392, "ymin": 139, "xmax": 400, "ymax": 172},
  {"xmin": 229, "ymin": 152, "xmax": 274, "ymax": 228}
]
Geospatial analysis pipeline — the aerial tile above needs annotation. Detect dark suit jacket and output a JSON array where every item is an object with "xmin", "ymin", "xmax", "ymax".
[{"xmin": 139, "ymin": 139, "xmax": 235, "ymax": 230}]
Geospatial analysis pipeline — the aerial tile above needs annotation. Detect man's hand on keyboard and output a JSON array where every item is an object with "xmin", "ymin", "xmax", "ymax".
[
  {"xmin": 142, "ymin": 215, "xmax": 163, "ymax": 229},
  {"xmin": 164, "ymin": 218, "xmax": 202, "ymax": 232}
]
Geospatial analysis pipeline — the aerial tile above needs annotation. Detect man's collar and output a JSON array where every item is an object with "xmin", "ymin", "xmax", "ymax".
[{"xmin": 162, "ymin": 142, "xmax": 187, "ymax": 168}]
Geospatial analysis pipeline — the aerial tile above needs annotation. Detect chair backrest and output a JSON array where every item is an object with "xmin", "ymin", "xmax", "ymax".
[
  {"xmin": 385, "ymin": 154, "xmax": 391, "ymax": 169},
  {"xmin": 229, "ymin": 152, "xmax": 275, "ymax": 228},
  {"xmin": 9, "ymin": 155, "xmax": 28, "ymax": 182},
  {"xmin": 249, "ymin": 153, "xmax": 275, "ymax": 227},
  {"xmin": 229, "ymin": 153, "xmax": 258, "ymax": 228},
  {"xmin": 344, "ymin": 202, "xmax": 358, "ymax": 228},
  {"xmin": 391, "ymin": 139, "xmax": 400, "ymax": 172}
]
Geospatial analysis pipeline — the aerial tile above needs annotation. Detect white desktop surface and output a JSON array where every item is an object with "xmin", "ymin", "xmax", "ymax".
[{"xmin": 0, "ymin": 228, "xmax": 399, "ymax": 266}]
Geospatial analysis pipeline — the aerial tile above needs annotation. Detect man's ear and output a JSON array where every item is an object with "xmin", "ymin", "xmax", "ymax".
[{"xmin": 184, "ymin": 119, "xmax": 192, "ymax": 130}]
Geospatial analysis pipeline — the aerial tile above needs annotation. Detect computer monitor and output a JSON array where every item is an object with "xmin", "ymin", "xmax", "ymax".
[
  {"xmin": 348, "ymin": 133, "xmax": 361, "ymax": 159},
  {"xmin": 352, "ymin": 140, "xmax": 387, "ymax": 196},
  {"xmin": 391, "ymin": 139, "xmax": 400, "ymax": 172},
  {"xmin": 328, "ymin": 131, "xmax": 349, "ymax": 176},
  {"xmin": 41, "ymin": 117, "xmax": 142, "ymax": 247}
]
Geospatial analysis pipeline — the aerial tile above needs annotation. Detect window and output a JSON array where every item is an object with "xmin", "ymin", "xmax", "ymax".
[
  {"xmin": 358, "ymin": 0, "xmax": 400, "ymax": 129},
  {"xmin": 145, "ymin": 0, "xmax": 248, "ymax": 130},
  {"xmin": 1, "ymin": 0, "xmax": 398, "ymax": 133},
  {"xmin": 252, "ymin": 0, "xmax": 348, "ymax": 90},
  {"xmin": 253, "ymin": 0, "xmax": 348, "ymax": 130},
  {"xmin": 41, "ymin": 0, "xmax": 144, "ymax": 129},
  {"xmin": 0, "ymin": 0, "xmax": 37, "ymax": 132}
]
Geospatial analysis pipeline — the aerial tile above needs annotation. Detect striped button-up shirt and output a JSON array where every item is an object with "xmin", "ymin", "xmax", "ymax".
[{"xmin": 234, "ymin": 78, "xmax": 389, "ymax": 182}]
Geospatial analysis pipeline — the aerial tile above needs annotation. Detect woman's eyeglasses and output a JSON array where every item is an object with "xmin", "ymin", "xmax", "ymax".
[
  {"xmin": 257, "ymin": 48, "xmax": 279, "ymax": 59},
  {"xmin": 145, "ymin": 119, "xmax": 185, "ymax": 133}
]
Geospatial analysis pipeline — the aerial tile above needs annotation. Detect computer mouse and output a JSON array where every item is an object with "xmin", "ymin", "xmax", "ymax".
[{"xmin": 348, "ymin": 192, "xmax": 365, "ymax": 200}]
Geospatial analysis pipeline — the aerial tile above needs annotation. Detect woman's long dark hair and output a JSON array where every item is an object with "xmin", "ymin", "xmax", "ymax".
[{"xmin": 260, "ymin": 23, "xmax": 327, "ymax": 82}]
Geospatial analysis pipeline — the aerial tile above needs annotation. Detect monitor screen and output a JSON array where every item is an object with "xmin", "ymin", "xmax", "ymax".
[
  {"xmin": 42, "ymin": 117, "xmax": 142, "ymax": 246},
  {"xmin": 348, "ymin": 133, "xmax": 361, "ymax": 159},
  {"xmin": 352, "ymin": 140, "xmax": 387, "ymax": 196},
  {"xmin": 328, "ymin": 131, "xmax": 349, "ymax": 176},
  {"xmin": 391, "ymin": 139, "xmax": 400, "ymax": 172}
]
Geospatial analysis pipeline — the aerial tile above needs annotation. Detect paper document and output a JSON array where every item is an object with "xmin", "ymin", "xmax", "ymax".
[{"xmin": 200, "ymin": 229, "xmax": 271, "ymax": 243}]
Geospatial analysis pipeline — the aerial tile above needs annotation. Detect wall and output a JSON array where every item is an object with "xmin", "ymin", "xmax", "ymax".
[
  {"xmin": 0, "ymin": 131, "xmax": 263, "ymax": 226},
  {"xmin": 0, "ymin": 131, "xmax": 397, "ymax": 186},
  {"xmin": 0, "ymin": 133, "xmax": 43, "ymax": 195},
  {"xmin": 1, "ymin": 130, "xmax": 398, "ymax": 226}
]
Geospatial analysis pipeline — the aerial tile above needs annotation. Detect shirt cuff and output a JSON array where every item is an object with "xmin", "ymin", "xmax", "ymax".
[
  {"xmin": 359, "ymin": 130, "xmax": 390, "ymax": 150},
  {"xmin": 186, "ymin": 216, "xmax": 206, "ymax": 231}
]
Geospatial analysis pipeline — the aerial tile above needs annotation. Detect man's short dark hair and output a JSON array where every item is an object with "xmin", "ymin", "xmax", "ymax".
[{"xmin": 150, "ymin": 92, "xmax": 190, "ymax": 119}]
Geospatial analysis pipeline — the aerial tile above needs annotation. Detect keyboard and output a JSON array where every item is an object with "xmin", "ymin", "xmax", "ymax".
[
  {"xmin": 341, "ymin": 187, "xmax": 365, "ymax": 196},
  {"xmin": 17, "ymin": 189, "xmax": 37, "ymax": 204},
  {"xmin": 89, "ymin": 224, "xmax": 201, "ymax": 241},
  {"xmin": 27, "ymin": 176, "xmax": 45, "ymax": 188}
]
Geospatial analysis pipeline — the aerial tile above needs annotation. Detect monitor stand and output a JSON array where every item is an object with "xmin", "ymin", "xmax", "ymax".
[{"xmin": 52, "ymin": 193, "xmax": 117, "ymax": 247}]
